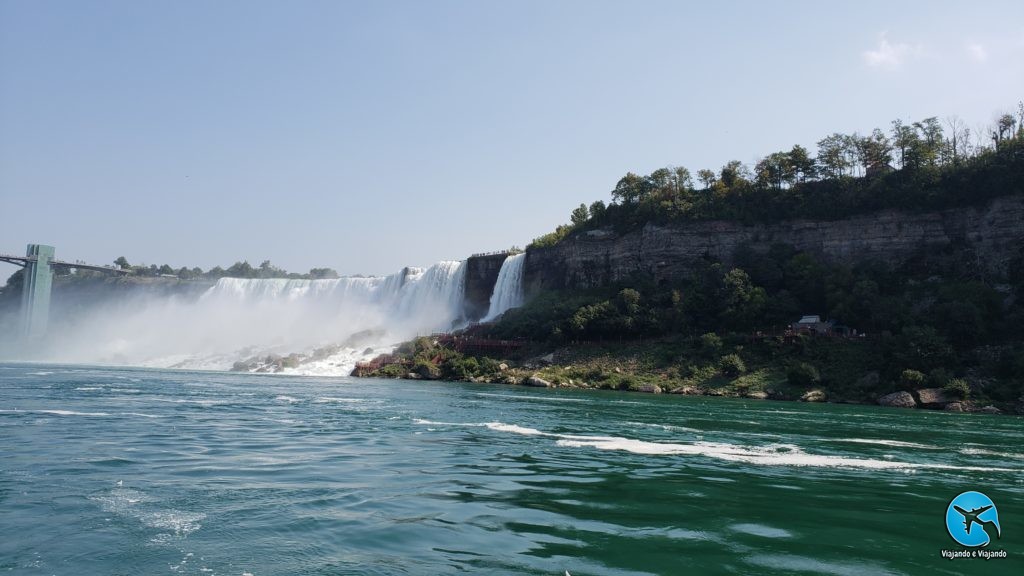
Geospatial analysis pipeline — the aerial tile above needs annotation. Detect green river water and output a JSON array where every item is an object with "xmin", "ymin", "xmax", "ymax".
[{"xmin": 0, "ymin": 363, "xmax": 1020, "ymax": 574}]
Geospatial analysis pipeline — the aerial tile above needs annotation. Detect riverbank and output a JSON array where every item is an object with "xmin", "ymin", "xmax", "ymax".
[{"xmin": 352, "ymin": 334, "xmax": 1024, "ymax": 415}]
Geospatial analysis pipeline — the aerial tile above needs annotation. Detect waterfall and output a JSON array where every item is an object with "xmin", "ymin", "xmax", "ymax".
[
  {"xmin": 483, "ymin": 253, "xmax": 525, "ymax": 321},
  {"xmin": 28, "ymin": 260, "xmax": 471, "ymax": 375}
]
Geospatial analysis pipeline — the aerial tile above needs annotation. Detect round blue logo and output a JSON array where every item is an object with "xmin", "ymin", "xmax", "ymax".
[{"xmin": 946, "ymin": 491, "xmax": 1001, "ymax": 547}]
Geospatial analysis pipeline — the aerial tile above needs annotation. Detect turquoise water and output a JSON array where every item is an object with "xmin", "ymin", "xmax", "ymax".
[{"xmin": 1, "ymin": 363, "xmax": 1021, "ymax": 575}]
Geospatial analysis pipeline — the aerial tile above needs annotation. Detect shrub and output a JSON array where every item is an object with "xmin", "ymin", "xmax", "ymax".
[
  {"xmin": 787, "ymin": 362, "xmax": 821, "ymax": 387},
  {"xmin": 413, "ymin": 359, "xmax": 440, "ymax": 380},
  {"xmin": 699, "ymin": 333, "xmax": 723, "ymax": 357},
  {"xmin": 943, "ymin": 378, "xmax": 970, "ymax": 400},
  {"xmin": 378, "ymin": 364, "xmax": 407, "ymax": 378},
  {"xmin": 719, "ymin": 354, "xmax": 746, "ymax": 377},
  {"xmin": 900, "ymin": 369, "xmax": 926, "ymax": 390}
]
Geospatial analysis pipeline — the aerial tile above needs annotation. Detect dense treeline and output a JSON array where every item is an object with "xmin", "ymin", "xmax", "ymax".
[
  {"xmin": 532, "ymin": 105, "xmax": 1024, "ymax": 247},
  {"xmin": 108, "ymin": 257, "xmax": 340, "ymax": 281}
]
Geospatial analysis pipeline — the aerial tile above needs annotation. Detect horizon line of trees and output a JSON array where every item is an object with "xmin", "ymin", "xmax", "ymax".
[
  {"xmin": 532, "ymin": 103, "xmax": 1024, "ymax": 248},
  {"xmin": 107, "ymin": 257, "xmax": 340, "ymax": 281}
]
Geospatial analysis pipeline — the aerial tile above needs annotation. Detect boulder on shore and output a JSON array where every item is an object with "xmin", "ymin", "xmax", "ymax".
[
  {"xmin": 916, "ymin": 388, "xmax": 954, "ymax": 408},
  {"xmin": 800, "ymin": 389, "xmax": 827, "ymax": 402},
  {"xmin": 745, "ymin": 391, "xmax": 769, "ymax": 400},
  {"xmin": 878, "ymin": 391, "xmax": 916, "ymax": 408},
  {"xmin": 944, "ymin": 402, "xmax": 964, "ymax": 412},
  {"xmin": 635, "ymin": 383, "xmax": 662, "ymax": 394},
  {"xmin": 526, "ymin": 374, "xmax": 552, "ymax": 388},
  {"xmin": 978, "ymin": 405, "xmax": 1002, "ymax": 414}
]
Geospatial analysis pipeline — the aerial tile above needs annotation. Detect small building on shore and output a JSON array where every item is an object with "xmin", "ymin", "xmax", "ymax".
[
  {"xmin": 791, "ymin": 315, "xmax": 833, "ymax": 335},
  {"xmin": 789, "ymin": 315, "xmax": 860, "ymax": 337}
]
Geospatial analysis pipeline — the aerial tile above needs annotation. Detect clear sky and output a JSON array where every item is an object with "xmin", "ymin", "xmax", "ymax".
[{"xmin": 1, "ymin": 0, "xmax": 1022, "ymax": 276}]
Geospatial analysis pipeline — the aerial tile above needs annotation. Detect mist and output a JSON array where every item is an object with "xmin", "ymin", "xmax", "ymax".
[{"xmin": 0, "ymin": 261, "xmax": 468, "ymax": 375}]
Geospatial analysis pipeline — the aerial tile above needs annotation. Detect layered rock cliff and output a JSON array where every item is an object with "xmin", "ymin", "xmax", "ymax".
[{"xmin": 523, "ymin": 194, "xmax": 1024, "ymax": 293}]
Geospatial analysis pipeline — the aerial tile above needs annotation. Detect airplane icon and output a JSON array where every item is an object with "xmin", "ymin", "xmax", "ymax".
[{"xmin": 953, "ymin": 505, "xmax": 1001, "ymax": 540}]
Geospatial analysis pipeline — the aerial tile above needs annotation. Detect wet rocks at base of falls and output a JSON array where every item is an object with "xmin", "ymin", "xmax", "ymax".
[{"xmin": 232, "ymin": 353, "xmax": 304, "ymax": 374}]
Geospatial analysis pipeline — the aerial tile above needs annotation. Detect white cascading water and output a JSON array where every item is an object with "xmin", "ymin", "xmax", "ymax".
[
  {"xmin": 483, "ymin": 253, "xmax": 526, "ymax": 321},
  {"xmin": 31, "ymin": 260, "xmax": 468, "ymax": 376}
]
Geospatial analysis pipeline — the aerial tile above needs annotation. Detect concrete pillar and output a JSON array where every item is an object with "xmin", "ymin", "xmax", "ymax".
[{"xmin": 21, "ymin": 244, "xmax": 54, "ymax": 339}]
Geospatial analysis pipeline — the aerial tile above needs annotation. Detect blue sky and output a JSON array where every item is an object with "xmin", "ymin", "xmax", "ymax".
[{"xmin": 1, "ymin": 0, "xmax": 1022, "ymax": 276}]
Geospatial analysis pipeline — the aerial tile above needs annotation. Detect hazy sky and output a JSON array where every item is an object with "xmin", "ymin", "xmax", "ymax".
[{"xmin": 2, "ymin": 0, "xmax": 1022, "ymax": 276}]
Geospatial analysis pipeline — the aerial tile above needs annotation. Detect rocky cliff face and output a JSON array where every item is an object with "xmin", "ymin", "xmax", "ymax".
[
  {"xmin": 523, "ymin": 194, "xmax": 1024, "ymax": 293},
  {"xmin": 463, "ymin": 253, "xmax": 509, "ymax": 321}
]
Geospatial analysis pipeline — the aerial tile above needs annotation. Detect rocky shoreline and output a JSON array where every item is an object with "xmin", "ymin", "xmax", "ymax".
[{"xmin": 353, "ymin": 344, "xmax": 1020, "ymax": 416}]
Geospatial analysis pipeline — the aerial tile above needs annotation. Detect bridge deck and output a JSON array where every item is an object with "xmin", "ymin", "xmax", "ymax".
[{"xmin": 0, "ymin": 254, "xmax": 129, "ymax": 275}]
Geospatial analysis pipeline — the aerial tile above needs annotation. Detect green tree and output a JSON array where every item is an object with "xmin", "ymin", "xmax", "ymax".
[
  {"xmin": 114, "ymin": 256, "xmax": 130, "ymax": 269},
  {"xmin": 570, "ymin": 203, "xmax": 589, "ymax": 226},
  {"xmin": 226, "ymin": 261, "xmax": 254, "ymax": 278},
  {"xmin": 914, "ymin": 117, "xmax": 943, "ymax": 167},
  {"xmin": 721, "ymin": 268, "xmax": 767, "ymax": 328},
  {"xmin": 891, "ymin": 119, "xmax": 922, "ymax": 169},
  {"xmin": 309, "ymin": 268, "xmax": 339, "ymax": 279},
  {"xmin": 856, "ymin": 129, "xmax": 893, "ymax": 174},
  {"xmin": 787, "ymin": 362, "xmax": 821, "ymax": 387},
  {"xmin": 611, "ymin": 172, "xmax": 652, "ymax": 205},
  {"xmin": 617, "ymin": 288, "xmax": 641, "ymax": 316},
  {"xmin": 816, "ymin": 133, "xmax": 852, "ymax": 178},
  {"xmin": 696, "ymin": 169, "xmax": 717, "ymax": 189},
  {"xmin": 720, "ymin": 353, "xmax": 746, "ymax": 376},
  {"xmin": 588, "ymin": 200, "xmax": 607, "ymax": 223},
  {"xmin": 787, "ymin": 144, "xmax": 816, "ymax": 182},
  {"xmin": 994, "ymin": 113, "xmax": 1017, "ymax": 148},
  {"xmin": 755, "ymin": 152, "xmax": 790, "ymax": 190},
  {"xmin": 719, "ymin": 160, "xmax": 750, "ymax": 189},
  {"xmin": 699, "ymin": 332, "xmax": 723, "ymax": 357}
]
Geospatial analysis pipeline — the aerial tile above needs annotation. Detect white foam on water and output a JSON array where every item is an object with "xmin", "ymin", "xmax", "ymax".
[
  {"xmin": 485, "ymin": 422, "xmax": 546, "ymax": 436},
  {"xmin": 151, "ymin": 398, "xmax": 225, "ymax": 407},
  {"xmin": 729, "ymin": 523, "xmax": 793, "ymax": 538},
  {"xmin": 75, "ymin": 387, "xmax": 104, "ymax": 391},
  {"xmin": 27, "ymin": 371, "xmax": 54, "ymax": 376},
  {"xmin": 120, "ymin": 412, "xmax": 163, "ymax": 419},
  {"xmin": 274, "ymin": 395, "xmax": 300, "ymax": 403},
  {"xmin": 960, "ymin": 447, "xmax": 1024, "ymax": 459},
  {"xmin": 0, "ymin": 408, "xmax": 111, "ymax": 417},
  {"xmin": 415, "ymin": 419, "xmax": 1020, "ymax": 472},
  {"xmin": 744, "ymin": 553, "xmax": 903, "ymax": 576},
  {"xmin": 831, "ymin": 438, "xmax": 939, "ymax": 450},
  {"xmin": 313, "ymin": 397, "xmax": 368, "ymax": 404},
  {"xmin": 626, "ymin": 421, "xmax": 701, "ymax": 434},
  {"xmin": 475, "ymin": 392, "xmax": 592, "ymax": 404},
  {"xmin": 414, "ymin": 418, "xmax": 482, "ymax": 426},
  {"xmin": 143, "ymin": 509, "xmax": 206, "ymax": 536},
  {"xmin": 91, "ymin": 487, "xmax": 205, "ymax": 537}
]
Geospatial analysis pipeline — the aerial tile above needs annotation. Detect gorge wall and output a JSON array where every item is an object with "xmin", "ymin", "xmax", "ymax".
[
  {"xmin": 463, "ymin": 253, "xmax": 508, "ymax": 321},
  {"xmin": 522, "ymin": 194, "xmax": 1024, "ymax": 293}
]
